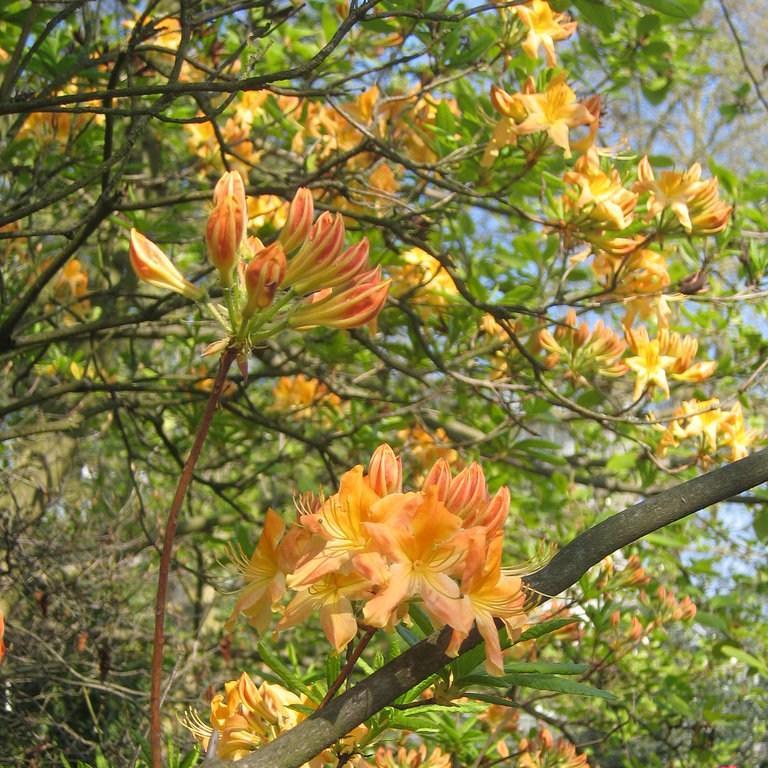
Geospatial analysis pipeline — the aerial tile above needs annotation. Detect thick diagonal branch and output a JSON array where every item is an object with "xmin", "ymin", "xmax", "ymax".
[{"xmin": 216, "ymin": 447, "xmax": 768, "ymax": 768}]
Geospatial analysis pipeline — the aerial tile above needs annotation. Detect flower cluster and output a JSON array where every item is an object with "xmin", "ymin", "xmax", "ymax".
[
  {"xmin": 624, "ymin": 327, "xmax": 716, "ymax": 401},
  {"xmin": 516, "ymin": 728, "xmax": 589, "ymax": 768},
  {"xmin": 183, "ymin": 671, "xmax": 363, "ymax": 764},
  {"xmin": 656, "ymin": 398, "xmax": 758, "ymax": 464},
  {"xmin": 514, "ymin": 0, "xmax": 577, "ymax": 67},
  {"xmin": 228, "ymin": 445, "xmax": 530, "ymax": 675},
  {"xmin": 128, "ymin": 171, "xmax": 390, "ymax": 352},
  {"xmin": 271, "ymin": 374, "xmax": 342, "ymax": 419},
  {"xmin": 563, "ymin": 148, "xmax": 638, "ymax": 232},
  {"xmin": 485, "ymin": 74, "xmax": 597, "ymax": 165},
  {"xmin": 539, "ymin": 309, "xmax": 628, "ymax": 386},
  {"xmin": 358, "ymin": 745, "xmax": 452, "ymax": 768},
  {"xmin": 634, "ymin": 156, "xmax": 732, "ymax": 236},
  {"xmin": 591, "ymin": 247, "xmax": 672, "ymax": 328}
]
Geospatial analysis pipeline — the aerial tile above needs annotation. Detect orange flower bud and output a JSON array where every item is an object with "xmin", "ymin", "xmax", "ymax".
[
  {"xmin": 422, "ymin": 458, "xmax": 452, "ymax": 499},
  {"xmin": 129, "ymin": 229, "xmax": 202, "ymax": 300},
  {"xmin": 206, "ymin": 171, "xmax": 247, "ymax": 286},
  {"xmin": 628, "ymin": 615, "xmax": 643, "ymax": 641},
  {"xmin": 283, "ymin": 212, "xmax": 346, "ymax": 290},
  {"xmin": 610, "ymin": 609, "xmax": 621, "ymax": 627},
  {"xmin": 279, "ymin": 188, "xmax": 314, "ymax": 254},
  {"xmin": 445, "ymin": 463, "xmax": 488, "ymax": 517},
  {"xmin": 367, "ymin": 443, "xmax": 402, "ymax": 496},
  {"xmin": 490, "ymin": 85, "xmax": 527, "ymax": 121},
  {"xmin": 679, "ymin": 596, "xmax": 697, "ymax": 620},
  {"xmin": 291, "ymin": 238, "xmax": 370, "ymax": 295},
  {"xmin": 289, "ymin": 268, "xmax": 389, "ymax": 330},
  {"xmin": 473, "ymin": 486, "xmax": 509, "ymax": 533},
  {"xmin": 244, "ymin": 242, "xmax": 287, "ymax": 315}
]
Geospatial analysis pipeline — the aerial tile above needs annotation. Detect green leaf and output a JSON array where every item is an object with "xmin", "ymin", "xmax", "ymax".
[
  {"xmin": 606, "ymin": 452, "xmax": 638, "ymax": 472},
  {"xmin": 519, "ymin": 617, "xmax": 581, "ymax": 641},
  {"xmin": 720, "ymin": 645, "xmax": 768, "ymax": 675},
  {"xmin": 503, "ymin": 672, "xmax": 617, "ymax": 700},
  {"xmin": 632, "ymin": 0, "xmax": 703, "ymax": 18},
  {"xmin": 753, "ymin": 505, "xmax": 768, "ymax": 541},
  {"xmin": 573, "ymin": 0, "xmax": 616, "ymax": 33}
]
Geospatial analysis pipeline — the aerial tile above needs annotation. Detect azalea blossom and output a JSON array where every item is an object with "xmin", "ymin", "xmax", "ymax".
[
  {"xmin": 182, "ymin": 671, "xmax": 364, "ymax": 764},
  {"xmin": 563, "ymin": 148, "xmax": 638, "ymax": 231},
  {"xmin": 515, "ymin": 0, "xmax": 577, "ymax": 67},
  {"xmin": 515, "ymin": 75, "xmax": 596, "ymax": 158},
  {"xmin": 227, "ymin": 445, "xmax": 532, "ymax": 673},
  {"xmin": 634, "ymin": 156, "xmax": 732, "ymax": 234},
  {"xmin": 129, "ymin": 173, "xmax": 390, "ymax": 350},
  {"xmin": 624, "ymin": 325, "xmax": 716, "ymax": 402}
]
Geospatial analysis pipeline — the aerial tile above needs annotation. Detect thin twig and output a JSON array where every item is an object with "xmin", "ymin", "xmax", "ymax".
[{"xmin": 149, "ymin": 345, "xmax": 237, "ymax": 768}]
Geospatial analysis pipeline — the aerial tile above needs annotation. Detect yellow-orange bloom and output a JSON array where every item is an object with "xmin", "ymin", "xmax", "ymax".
[
  {"xmin": 515, "ymin": 75, "xmax": 596, "ymax": 158},
  {"xmin": 634, "ymin": 156, "xmax": 732, "ymax": 234},
  {"xmin": 360, "ymin": 744, "xmax": 452, "ymax": 768},
  {"xmin": 515, "ymin": 0, "xmax": 577, "ymax": 66},
  {"xmin": 227, "ymin": 509, "xmax": 286, "ymax": 633},
  {"xmin": 271, "ymin": 374, "xmax": 341, "ymax": 418},
  {"xmin": 624, "ymin": 326, "xmax": 676, "ymax": 400},
  {"xmin": 658, "ymin": 398, "xmax": 758, "ymax": 463},
  {"xmin": 592, "ymin": 248, "xmax": 671, "ymax": 328},
  {"xmin": 564, "ymin": 149, "xmax": 638, "ymax": 230}
]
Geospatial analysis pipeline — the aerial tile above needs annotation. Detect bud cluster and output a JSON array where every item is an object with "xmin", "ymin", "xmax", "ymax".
[{"xmin": 128, "ymin": 171, "xmax": 390, "ymax": 351}]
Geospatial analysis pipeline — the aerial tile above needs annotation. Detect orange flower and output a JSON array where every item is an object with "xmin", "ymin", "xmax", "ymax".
[
  {"xmin": 515, "ymin": 0, "xmax": 577, "ymax": 66},
  {"xmin": 515, "ymin": 74, "xmax": 596, "ymax": 157},
  {"xmin": 227, "ymin": 510, "xmax": 286, "ymax": 633},
  {"xmin": 363, "ymin": 486, "xmax": 470, "ymax": 635},
  {"xmin": 624, "ymin": 326, "xmax": 680, "ymax": 400},
  {"xmin": 271, "ymin": 374, "xmax": 341, "ymax": 418},
  {"xmin": 449, "ymin": 536, "xmax": 526, "ymax": 674},
  {"xmin": 634, "ymin": 156, "xmax": 732, "ymax": 234},
  {"xmin": 592, "ymin": 248, "xmax": 671, "ymax": 327},
  {"xmin": 563, "ymin": 149, "xmax": 638, "ymax": 230},
  {"xmin": 279, "ymin": 571, "xmax": 372, "ymax": 652}
]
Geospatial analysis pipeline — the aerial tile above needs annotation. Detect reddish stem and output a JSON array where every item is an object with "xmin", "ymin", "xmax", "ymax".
[
  {"xmin": 319, "ymin": 627, "xmax": 376, "ymax": 709},
  {"xmin": 149, "ymin": 346, "xmax": 237, "ymax": 768}
]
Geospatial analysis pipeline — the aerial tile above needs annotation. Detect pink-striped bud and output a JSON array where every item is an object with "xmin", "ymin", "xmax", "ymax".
[
  {"xmin": 206, "ymin": 171, "xmax": 247, "ymax": 286},
  {"xmin": 445, "ymin": 463, "xmax": 487, "ymax": 518},
  {"xmin": 244, "ymin": 241, "xmax": 286, "ymax": 316},
  {"xmin": 283, "ymin": 212, "xmax": 346, "ymax": 289},
  {"xmin": 291, "ymin": 238, "xmax": 370, "ymax": 294},
  {"xmin": 421, "ymin": 458, "xmax": 452, "ymax": 500},
  {"xmin": 129, "ymin": 229, "xmax": 202, "ymax": 300},
  {"xmin": 289, "ymin": 268, "xmax": 389, "ymax": 330},
  {"xmin": 367, "ymin": 444, "xmax": 402, "ymax": 496},
  {"xmin": 279, "ymin": 188, "xmax": 314, "ymax": 254},
  {"xmin": 471, "ymin": 486, "xmax": 509, "ymax": 533}
]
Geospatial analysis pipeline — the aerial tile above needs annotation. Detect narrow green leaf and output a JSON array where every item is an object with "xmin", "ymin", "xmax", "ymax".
[
  {"xmin": 503, "ymin": 672, "xmax": 617, "ymax": 700},
  {"xmin": 519, "ymin": 618, "xmax": 581, "ymax": 641}
]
